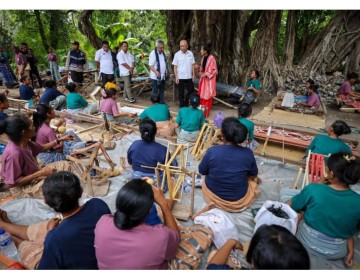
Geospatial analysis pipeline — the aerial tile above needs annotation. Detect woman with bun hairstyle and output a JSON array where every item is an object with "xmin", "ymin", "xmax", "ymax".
[
  {"xmin": 199, "ymin": 117, "xmax": 260, "ymax": 212},
  {"xmin": 197, "ymin": 43, "xmax": 218, "ymax": 118},
  {"xmin": 94, "ymin": 179, "xmax": 180, "ymax": 269},
  {"xmin": 175, "ymin": 93, "xmax": 204, "ymax": 142},
  {"xmin": 0, "ymin": 113, "xmax": 73, "ymax": 198},
  {"xmin": 305, "ymin": 120, "xmax": 352, "ymax": 157},
  {"xmin": 289, "ymin": 152, "xmax": 360, "ymax": 267}
]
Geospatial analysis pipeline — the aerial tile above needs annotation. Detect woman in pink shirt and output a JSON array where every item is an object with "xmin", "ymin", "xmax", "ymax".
[
  {"xmin": 0, "ymin": 113, "xmax": 74, "ymax": 198},
  {"xmin": 297, "ymin": 84, "xmax": 320, "ymax": 108},
  {"xmin": 47, "ymin": 47, "xmax": 61, "ymax": 81},
  {"xmin": 94, "ymin": 179, "xmax": 180, "ymax": 269}
]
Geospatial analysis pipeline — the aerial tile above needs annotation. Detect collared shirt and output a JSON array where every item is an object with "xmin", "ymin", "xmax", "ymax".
[
  {"xmin": 95, "ymin": 48, "xmax": 114, "ymax": 75},
  {"xmin": 172, "ymin": 50, "xmax": 195, "ymax": 79},
  {"xmin": 149, "ymin": 50, "xmax": 166, "ymax": 80},
  {"xmin": 117, "ymin": 50, "xmax": 134, "ymax": 77}
]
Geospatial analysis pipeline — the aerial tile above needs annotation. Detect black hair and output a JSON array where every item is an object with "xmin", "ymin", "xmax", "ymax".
[
  {"xmin": 66, "ymin": 83, "xmax": 77, "ymax": 92},
  {"xmin": 114, "ymin": 179, "xmax": 154, "ymax": 230},
  {"xmin": 246, "ymin": 224, "xmax": 310, "ymax": 270},
  {"xmin": 104, "ymin": 88, "xmax": 117, "ymax": 99},
  {"xmin": 33, "ymin": 104, "xmax": 52, "ymax": 132},
  {"xmin": 0, "ymin": 113, "xmax": 31, "ymax": 143},
  {"xmin": 189, "ymin": 94, "xmax": 200, "ymax": 108},
  {"xmin": 313, "ymin": 84, "xmax": 319, "ymax": 93},
  {"xmin": 42, "ymin": 171, "xmax": 82, "ymax": 213},
  {"xmin": 253, "ymin": 70, "xmax": 260, "ymax": 79},
  {"xmin": 150, "ymin": 95, "xmax": 160, "ymax": 103},
  {"xmin": 221, "ymin": 117, "xmax": 247, "ymax": 145},
  {"xmin": 331, "ymin": 120, "xmax": 351, "ymax": 137},
  {"xmin": 44, "ymin": 79, "xmax": 57, "ymax": 88},
  {"xmin": 20, "ymin": 75, "xmax": 29, "ymax": 83},
  {"xmin": 238, "ymin": 103, "xmax": 252, "ymax": 118},
  {"xmin": 0, "ymin": 93, "xmax": 8, "ymax": 103},
  {"xmin": 201, "ymin": 43, "xmax": 212, "ymax": 70},
  {"xmin": 120, "ymin": 41, "xmax": 128, "ymax": 47},
  {"xmin": 20, "ymin": 42, "xmax": 28, "ymax": 47},
  {"xmin": 102, "ymin": 40, "xmax": 109, "ymax": 46},
  {"xmin": 327, "ymin": 152, "xmax": 360, "ymax": 185},
  {"xmin": 306, "ymin": 79, "xmax": 315, "ymax": 85},
  {"xmin": 347, "ymin": 72, "xmax": 359, "ymax": 80},
  {"xmin": 139, "ymin": 118, "xmax": 157, "ymax": 142},
  {"xmin": 308, "ymin": 84, "xmax": 316, "ymax": 92}
]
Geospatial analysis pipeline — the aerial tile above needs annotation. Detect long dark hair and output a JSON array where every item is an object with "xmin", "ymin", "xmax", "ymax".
[
  {"xmin": 201, "ymin": 43, "xmax": 212, "ymax": 71},
  {"xmin": 331, "ymin": 120, "xmax": 351, "ymax": 137},
  {"xmin": 33, "ymin": 104, "xmax": 52, "ymax": 132},
  {"xmin": 113, "ymin": 179, "xmax": 154, "ymax": 230},
  {"xmin": 0, "ymin": 113, "xmax": 31, "ymax": 144}
]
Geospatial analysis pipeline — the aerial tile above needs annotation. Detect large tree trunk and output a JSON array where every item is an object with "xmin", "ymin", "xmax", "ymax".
[
  {"xmin": 344, "ymin": 39, "xmax": 360, "ymax": 74},
  {"xmin": 78, "ymin": 10, "xmax": 102, "ymax": 50},
  {"xmin": 300, "ymin": 11, "xmax": 360, "ymax": 75},
  {"xmin": 283, "ymin": 10, "xmax": 299, "ymax": 69},
  {"xmin": 49, "ymin": 11, "xmax": 58, "ymax": 50},
  {"xmin": 34, "ymin": 10, "xmax": 49, "ymax": 52},
  {"xmin": 250, "ymin": 10, "xmax": 283, "ymax": 92},
  {"xmin": 165, "ymin": 10, "xmax": 249, "ymax": 85}
]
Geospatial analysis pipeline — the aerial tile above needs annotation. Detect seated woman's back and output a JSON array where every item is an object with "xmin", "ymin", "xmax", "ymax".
[{"xmin": 176, "ymin": 106, "xmax": 204, "ymax": 132}]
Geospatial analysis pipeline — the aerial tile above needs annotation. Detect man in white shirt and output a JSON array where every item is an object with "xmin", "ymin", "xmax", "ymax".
[
  {"xmin": 149, "ymin": 39, "xmax": 167, "ymax": 104},
  {"xmin": 172, "ymin": 40, "xmax": 196, "ymax": 107},
  {"xmin": 117, "ymin": 41, "xmax": 135, "ymax": 103},
  {"xmin": 95, "ymin": 40, "xmax": 114, "ymax": 87}
]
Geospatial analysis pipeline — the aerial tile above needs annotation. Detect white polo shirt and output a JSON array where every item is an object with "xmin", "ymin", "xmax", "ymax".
[
  {"xmin": 149, "ymin": 50, "xmax": 166, "ymax": 80},
  {"xmin": 117, "ymin": 50, "xmax": 134, "ymax": 77},
  {"xmin": 94, "ymin": 48, "xmax": 114, "ymax": 74},
  {"xmin": 172, "ymin": 50, "xmax": 195, "ymax": 79}
]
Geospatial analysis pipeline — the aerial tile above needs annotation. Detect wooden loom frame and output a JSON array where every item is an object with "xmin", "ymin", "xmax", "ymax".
[
  {"xmin": 192, "ymin": 123, "xmax": 221, "ymax": 161},
  {"xmin": 66, "ymin": 140, "xmax": 116, "ymax": 196},
  {"xmin": 152, "ymin": 143, "xmax": 195, "ymax": 221}
]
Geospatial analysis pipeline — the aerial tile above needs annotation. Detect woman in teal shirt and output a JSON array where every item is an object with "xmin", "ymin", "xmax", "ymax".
[
  {"xmin": 238, "ymin": 102, "xmax": 254, "ymax": 144},
  {"xmin": 305, "ymin": 120, "xmax": 352, "ymax": 157},
  {"xmin": 243, "ymin": 70, "xmax": 261, "ymax": 104},
  {"xmin": 176, "ymin": 94, "xmax": 204, "ymax": 142},
  {"xmin": 66, "ymin": 83, "xmax": 98, "ymax": 115},
  {"xmin": 289, "ymin": 152, "xmax": 360, "ymax": 267},
  {"xmin": 139, "ymin": 95, "xmax": 175, "ymax": 136}
]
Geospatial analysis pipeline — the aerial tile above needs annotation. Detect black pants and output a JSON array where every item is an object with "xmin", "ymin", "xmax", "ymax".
[
  {"xmin": 70, "ymin": 71, "xmax": 84, "ymax": 86},
  {"xmin": 29, "ymin": 66, "xmax": 42, "ymax": 88},
  {"xmin": 101, "ymin": 73, "xmax": 115, "ymax": 87},
  {"xmin": 178, "ymin": 79, "xmax": 194, "ymax": 107}
]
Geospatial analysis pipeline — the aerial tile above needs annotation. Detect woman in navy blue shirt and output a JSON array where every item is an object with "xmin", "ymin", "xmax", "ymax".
[{"xmin": 199, "ymin": 117, "xmax": 260, "ymax": 212}]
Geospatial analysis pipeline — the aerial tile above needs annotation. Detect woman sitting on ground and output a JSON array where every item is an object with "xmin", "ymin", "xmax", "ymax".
[
  {"xmin": 198, "ymin": 117, "xmax": 260, "ymax": 212},
  {"xmin": 242, "ymin": 70, "xmax": 261, "ymax": 104},
  {"xmin": 94, "ymin": 179, "xmax": 180, "ymax": 269},
  {"xmin": 34, "ymin": 104, "xmax": 85, "ymax": 164},
  {"xmin": 238, "ymin": 103, "xmax": 254, "ymax": 145},
  {"xmin": 288, "ymin": 152, "xmax": 360, "ymax": 267},
  {"xmin": 0, "ymin": 92, "xmax": 9, "ymax": 121},
  {"xmin": 338, "ymin": 72, "xmax": 360, "ymax": 100},
  {"xmin": 297, "ymin": 84, "xmax": 320, "ymax": 108},
  {"xmin": 38, "ymin": 79, "xmax": 66, "ymax": 110},
  {"xmin": 175, "ymin": 94, "xmax": 204, "ymax": 143},
  {"xmin": 207, "ymin": 225, "xmax": 310, "ymax": 270},
  {"xmin": 139, "ymin": 95, "xmax": 175, "ymax": 136},
  {"xmin": 305, "ymin": 120, "xmax": 352, "ymax": 157},
  {"xmin": 100, "ymin": 88, "xmax": 137, "ymax": 125},
  {"xmin": 0, "ymin": 113, "xmax": 73, "ymax": 199},
  {"xmin": 19, "ymin": 75, "xmax": 40, "ymax": 108},
  {"xmin": 65, "ymin": 82, "xmax": 98, "ymax": 115},
  {"xmin": 0, "ymin": 171, "xmax": 111, "ymax": 269}
]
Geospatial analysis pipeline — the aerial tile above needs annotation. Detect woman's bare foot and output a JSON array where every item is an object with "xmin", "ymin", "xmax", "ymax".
[
  {"xmin": 192, "ymin": 202, "xmax": 216, "ymax": 220},
  {"xmin": 0, "ymin": 209, "xmax": 12, "ymax": 225}
]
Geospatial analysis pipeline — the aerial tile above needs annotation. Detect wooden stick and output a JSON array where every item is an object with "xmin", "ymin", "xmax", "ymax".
[
  {"xmin": 261, "ymin": 124, "xmax": 272, "ymax": 156},
  {"xmin": 213, "ymin": 96, "xmax": 238, "ymax": 110},
  {"xmin": 292, "ymin": 167, "xmax": 303, "ymax": 189},
  {"xmin": 282, "ymin": 127, "xmax": 285, "ymax": 164},
  {"xmin": 77, "ymin": 124, "xmax": 104, "ymax": 134}
]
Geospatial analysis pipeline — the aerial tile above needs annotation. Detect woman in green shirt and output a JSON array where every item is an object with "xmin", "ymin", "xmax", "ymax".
[
  {"xmin": 238, "ymin": 103, "xmax": 254, "ymax": 144},
  {"xmin": 176, "ymin": 94, "xmax": 204, "ymax": 142},
  {"xmin": 139, "ymin": 95, "xmax": 175, "ymax": 136},
  {"xmin": 66, "ymin": 83, "xmax": 98, "ymax": 115},
  {"xmin": 305, "ymin": 120, "xmax": 352, "ymax": 157},
  {"xmin": 289, "ymin": 152, "xmax": 360, "ymax": 267},
  {"xmin": 242, "ymin": 70, "xmax": 261, "ymax": 104}
]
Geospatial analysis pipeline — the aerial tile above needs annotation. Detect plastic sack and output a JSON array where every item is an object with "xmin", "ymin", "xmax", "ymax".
[
  {"xmin": 281, "ymin": 92, "xmax": 294, "ymax": 108},
  {"xmin": 213, "ymin": 112, "xmax": 224, "ymax": 128},
  {"xmin": 194, "ymin": 208, "xmax": 239, "ymax": 249},
  {"xmin": 254, "ymin": 200, "xmax": 298, "ymax": 235}
]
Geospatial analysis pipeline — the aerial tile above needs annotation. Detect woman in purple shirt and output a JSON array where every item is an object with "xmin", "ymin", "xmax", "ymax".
[
  {"xmin": 94, "ymin": 179, "xmax": 180, "ymax": 269},
  {"xmin": 0, "ymin": 113, "xmax": 74, "ymax": 198}
]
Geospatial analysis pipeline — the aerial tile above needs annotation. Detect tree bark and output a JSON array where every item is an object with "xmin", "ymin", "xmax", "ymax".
[
  {"xmin": 344, "ymin": 39, "xmax": 360, "ymax": 74},
  {"xmin": 49, "ymin": 11, "xmax": 58, "ymax": 50},
  {"xmin": 284, "ymin": 10, "xmax": 299, "ymax": 68},
  {"xmin": 250, "ymin": 10, "xmax": 283, "ymax": 92},
  {"xmin": 78, "ymin": 10, "xmax": 102, "ymax": 50},
  {"xmin": 34, "ymin": 10, "xmax": 49, "ymax": 52}
]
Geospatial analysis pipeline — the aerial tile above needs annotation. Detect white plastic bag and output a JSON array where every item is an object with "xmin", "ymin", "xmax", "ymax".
[
  {"xmin": 194, "ymin": 208, "xmax": 239, "ymax": 249},
  {"xmin": 254, "ymin": 200, "xmax": 298, "ymax": 235},
  {"xmin": 281, "ymin": 92, "xmax": 294, "ymax": 108}
]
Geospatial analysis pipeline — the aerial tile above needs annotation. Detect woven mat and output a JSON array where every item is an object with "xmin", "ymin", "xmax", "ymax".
[{"xmin": 251, "ymin": 106, "xmax": 325, "ymax": 130}]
